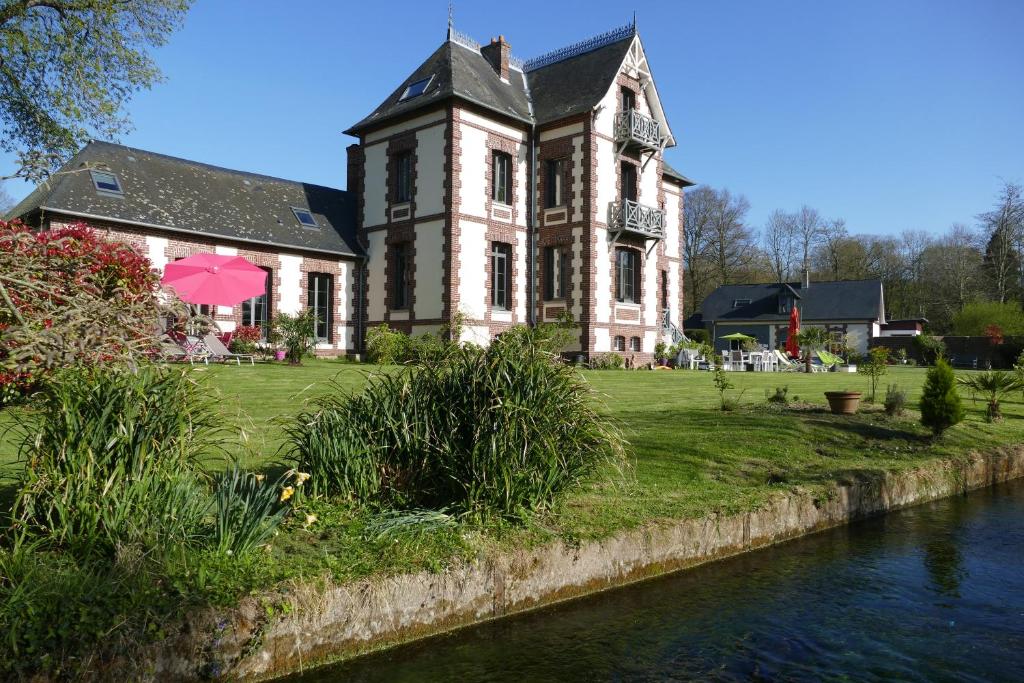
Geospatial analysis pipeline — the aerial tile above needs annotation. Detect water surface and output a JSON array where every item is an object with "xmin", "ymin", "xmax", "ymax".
[{"xmin": 290, "ymin": 480, "xmax": 1024, "ymax": 682}]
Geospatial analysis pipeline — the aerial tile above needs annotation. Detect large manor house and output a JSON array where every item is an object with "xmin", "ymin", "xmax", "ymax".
[{"xmin": 9, "ymin": 21, "xmax": 693, "ymax": 362}]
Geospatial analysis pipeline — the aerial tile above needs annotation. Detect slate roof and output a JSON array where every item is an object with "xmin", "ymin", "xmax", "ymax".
[
  {"xmin": 527, "ymin": 36, "xmax": 634, "ymax": 125},
  {"xmin": 346, "ymin": 31, "xmax": 692, "ymax": 184},
  {"xmin": 700, "ymin": 280, "xmax": 885, "ymax": 324},
  {"xmin": 662, "ymin": 160, "xmax": 695, "ymax": 186},
  {"xmin": 8, "ymin": 141, "xmax": 361, "ymax": 257},
  {"xmin": 345, "ymin": 41, "xmax": 533, "ymax": 134}
]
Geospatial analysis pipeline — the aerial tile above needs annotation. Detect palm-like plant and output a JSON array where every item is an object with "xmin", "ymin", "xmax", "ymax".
[
  {"xmin": 796, "ymin": 327, "xmax": 832, "ymax": 373},
  {"xmin": 956, "ymin": 371, "xmax": 1024, "ymax": 422}
]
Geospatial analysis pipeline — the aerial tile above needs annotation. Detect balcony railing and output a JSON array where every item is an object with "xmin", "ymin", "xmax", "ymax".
[
  {"xmin": 614, "ymin": 109, "xmax": 664, "ymax": 152},
  {"xmin": 610, "ymin": 199, "xmax": 665, "ymax": 240}
]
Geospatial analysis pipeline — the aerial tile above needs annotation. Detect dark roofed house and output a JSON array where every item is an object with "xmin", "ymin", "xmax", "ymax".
[
  {"xmin": 9, "ymin": 140, "xmax": 362, "ymax": 353},
  {"xmin": 697, "ymin": 277, "xmax": 886, "ymax": 355}
]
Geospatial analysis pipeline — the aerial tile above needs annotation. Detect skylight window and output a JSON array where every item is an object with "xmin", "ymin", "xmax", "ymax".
[
  {"xmin": 90, "ymin": 170, "xmax": 123, "ymax": 194},
  {"xmin": 400, "ymin": 75, "xmax": 434, "ymax": 101},
  {"xmin": 732, "ymin": 299, "xmax": 751, "ymax": 308},
  {"xmin": 291, "ymin": 207, "xmax": 319, "ymax": 228}
]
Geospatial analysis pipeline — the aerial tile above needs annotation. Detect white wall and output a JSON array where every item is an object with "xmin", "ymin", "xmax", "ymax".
[
  {"xmin": 514, "ymin": 231, "xmax": 527, "ymax": 321},
  {"xmin": 571, "ymin": 135, "xmax": 585, "ymax": 222},
  {"xmin": 595, "ymin": 137, "xmax": 617, "ymax": 224},
  {"xmin": 366, "ymin": 231, "xmax": 387, "ymax": 321},
  {"xmin": 457, "ymin": 219, "xmax": 487, "ymax": 320},
  {"xmin": 365, "ymin": 109, "xmax": 446, "ymax": 144},
  {"xmin": 643, "ymin": 246, "xmax": 658, "ymax": 326},
  {"xmin": 146, "ymin": 235, "xmax": 169, "ymax": 273},
  {"xmin": 415, "ymin": 124, "xmax": 446, "ymax": 216},
  {"xmin": 663, "ymin": 190, "xmax": 681, "ymax": 259},
  {"xmin": 278, "ymin": 254, "xmax": 302, "ymax": 315},
  {"xmin": 594, "ymin": 228, "xmax": 612, "ymax": 323},
  {"xmin": 669, "ymin": 261, "xmax": 681, "ymax": 327},
  {"xmin": 363, "ymin": 145, "xmax": 387, "ymax": 227},
  {"xmin": 459, "ymin": 123, "xmax": 488, "ymax": 218},
  {"xmin": 414, "ymin": 219, "xmax": 445, "ymax": 319}
]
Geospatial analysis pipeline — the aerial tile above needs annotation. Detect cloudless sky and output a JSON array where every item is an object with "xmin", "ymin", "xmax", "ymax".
[{"xmin": 3, "ymin": 0, "xmax": 1022, "ymax": 235}]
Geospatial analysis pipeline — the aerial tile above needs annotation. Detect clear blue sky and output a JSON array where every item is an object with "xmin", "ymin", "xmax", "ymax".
[{"xmin": 3, "ymin": 0, "xmax": 1022, "ymax": 236}]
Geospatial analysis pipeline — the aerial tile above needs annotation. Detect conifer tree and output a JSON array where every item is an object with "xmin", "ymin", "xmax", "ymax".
[{"xmin": 920, "ymin": 359, "xmax": 964, "ymax": 436}]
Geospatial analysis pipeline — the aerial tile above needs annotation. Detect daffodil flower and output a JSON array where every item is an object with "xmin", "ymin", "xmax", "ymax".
[{"xmin": 280, "ymin": 486, "xmax": 294, "ymax": 502}]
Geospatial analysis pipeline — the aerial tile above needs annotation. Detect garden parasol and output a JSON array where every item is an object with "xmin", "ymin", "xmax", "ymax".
[
  {"xmin": 785, "ymin": 305, "xmax": 801, "ymax": 357},
  {"xmin": 161, "ymin": 253, "xmax": 267, "ymax": 307}
]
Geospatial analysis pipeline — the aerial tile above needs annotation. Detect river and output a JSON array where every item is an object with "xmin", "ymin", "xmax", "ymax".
[{"xmin": 289, "ymin": 480, "xmax": 1024, "ymax": 682}]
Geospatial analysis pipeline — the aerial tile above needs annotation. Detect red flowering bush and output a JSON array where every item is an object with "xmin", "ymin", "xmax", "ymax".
[
  {"xmin": 0, "ymin": 220, "xmax": 161, "ymax": 404},
  {"xmin": 230, "ymin": 325, "xmax": 262, "ymax": 354}
]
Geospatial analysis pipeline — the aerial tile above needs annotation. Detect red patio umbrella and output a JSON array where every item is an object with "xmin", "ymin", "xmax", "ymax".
[
  {"xmin": 161, "ymin": 253, "xmax": 267, "ymax": 307},
  {"xmin": 785, "ymin": 305, "xmax": 801, "ymax": 358}
]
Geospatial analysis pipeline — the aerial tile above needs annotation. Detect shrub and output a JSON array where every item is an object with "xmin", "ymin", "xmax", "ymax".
[
  {"xmin": 274, "ymin": 309, "xmax": 318, "ymax": 364},
  {"xmin": 858, "ymin": 347, "xmax": 889, "ymax": 402},
  {"xmin": 956, "ymin": 371, "xmax": 1024, "ymax": 422},
  {"xmin": 883, "ymin": 384, "xmax": 907, "ymax": 416},
  {"xmin": 286, "ymin": 328, "xmax": 626, "ymax": 519},
  {"xmin": 230, "ymin": 325, "xmax": 262, "ymax": 354},
  {"xmin": 686, "ymin": 328, "xmax": 710, "ymax": 345},
  {"xmin": 12, "ymin": 365, "xmax": 222, "ymax": 558},
  {"xmin": 951, "ymin": 301, "xmax": 1024, "ymax": 336},
  {"xmin": 212, "ymin": 464, "xmax": 293, "ymax": 556},
  {"xmin": 765, "ymin": 385, "xmax": 789, "ymax": 405},
  {"xmin": 913, "ymin": 335, "xmax": 946, "ymax": 366},
  {"xmin": 365, "ymin": 323, "xmax": 407, "ymax": 364},
  {"xmin": 713, "ymin": 366, "xmax": 742, "ymax": 410},
  {"xmin": 654, "ymin": 341, "xmax": 668, "ymax": 361},
  {"xmin": 0, "ymin": 221, "xmax": 160, "ymax": 401},
  {"xmin": 920, "ymin": 359, "xmax": 964, "ymax": 436},
  {"xmin": 592, "ymin": 352, "xmax": 624, "ymax": 370}
]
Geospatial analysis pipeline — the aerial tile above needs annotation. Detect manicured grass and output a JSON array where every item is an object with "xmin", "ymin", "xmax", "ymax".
[{"xmin": 1, "ymin": 361, "xmax": 1022, "ymax": 583}]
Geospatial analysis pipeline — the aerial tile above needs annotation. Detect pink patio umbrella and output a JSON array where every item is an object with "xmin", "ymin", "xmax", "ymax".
[{"xmin": 161, "ymin": 253, "xmax": 267, "ymax": 306}]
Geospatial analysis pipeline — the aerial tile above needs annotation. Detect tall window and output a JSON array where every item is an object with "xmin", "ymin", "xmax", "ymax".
[
  {"xmin": 613, "ymin": 335, "xmax": 625, "ymax": 352},
  {"xmin": 621, "ymin": 87, "xmax": 635, "ymax": 111},
  {"xmin": 661, "ymin": 270, "xmax": 669, "ymax": 309},
  {"xmin": 543, "ymin": 246, "xmax": 568, "ymax": 301},
  {"xmin": 491, "ymin": 242, "xmax": 512, "ymax": 310},
  {"xmin": 242, "ymin": 266, "xmax": 272, "ymax": 338},
  {"xmin": 394, "ymin": 151, "xmax": 413, "ymax": 203},
  {"xmin": 392, "ymin": 243, "xmax": 410, "ymax": 309},
  {"xmin": 615, "ymin": 248, "xmax": 639, "ymax": 304},
  {"xmin": 621, "ymin": 162, "xmax": 637, "ymax": 202},
  {"xmin": 492, "ymin": 151, "xmax": 512, "ymax": 204},
  {"xmin": 545, "ymin": 158, "xmax": 564, "ymax": 208},
  {"xmin": 307, "ymin": 272, "xmax": 333, "ymax": 342}
]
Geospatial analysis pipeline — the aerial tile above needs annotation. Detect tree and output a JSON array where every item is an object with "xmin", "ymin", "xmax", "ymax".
[
  {"xmin": 706, "ymin": 188, "xmax": 756, "ymax": 286},
  {"xmin": 0, "ymin": 0, "xmax": 192, "ymax": 181},
  {"xmin": 0, "ymin": 181, "xmax": 13, "ymax": 215},
  {"xmin": 682, "ymin": 186, "xmax": 716, "ymax": 316},
  {"xmin": 793, "ymin": 205, "xmax": 824, "ymax": 274},
  {"xmin": 979, "ymin": 182, "xmax": 1024, "ymax": 304},
  {"xmin": 919, "ymin": 224, "xmax": 983, "ymax": 332},
  {"xmin": 763, "ymin": 209, "xmax": 796, "ymax": 283},
  {"xmin": 957, "ymin": 371, "xmax": 1024, "ymax": 422},
  {"xmin": 951, "ymin": 301, "xmax": 1024, "ymax": 336},
  {"xmin": 858, "ymin": 346, "xmax": 889, "ymax": 403},
  {"xmin": 919, "ymin": 359, "xmax": 964, "ymax": 437},
  {"xmin": 796, "ymin": 326, "xmax": 831, "ymax": 373},
  {"xmin": 0, "ymin": 220, "xmax": 160, "ymax": 403}
]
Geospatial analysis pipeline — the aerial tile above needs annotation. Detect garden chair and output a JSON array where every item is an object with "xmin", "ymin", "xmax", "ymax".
[
  {"xmin": 161, "ymin": 333, "xmax": 209, "ymax": 365},
  {"xmin": 730, "ymin": 349, "xmax": 745, "ymax": 371},
  {"xmin": 815, "ymin": 350, "xmax": 842, "ymax": 371},
  {"xmin": 774, "ymin": 350, "xmax": 799, "ymax": 372},
  {"xmin": 203, "ymin": 333, "xmax": 255, "ymax": 366}
]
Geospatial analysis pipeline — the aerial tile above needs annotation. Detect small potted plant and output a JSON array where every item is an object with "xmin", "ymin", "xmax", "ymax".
[
  {"xmin": 824, "ymin": 389, "xmax": 862, "ymax": 415},
  {"xmin": 654, "ymin": 341, "xmax": 669, "ymax": 367}
]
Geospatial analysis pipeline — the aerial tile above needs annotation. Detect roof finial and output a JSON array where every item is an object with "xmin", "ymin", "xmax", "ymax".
[
  {"xmin": 632, "ymin": 11, "xmax": 637, "ymax": 34},
  {"xmin": 447, "ymin": 0, "xmax": 453, "ymax": 40}
]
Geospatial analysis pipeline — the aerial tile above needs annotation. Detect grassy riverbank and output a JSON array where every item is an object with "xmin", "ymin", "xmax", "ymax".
[
  {"xmin": 3, "ymin": 362, "xmax": 1021, "ymax": 553},
  {"xmin": 1, "ymin": 360, "xmax": 1022, "ymax": 678}
]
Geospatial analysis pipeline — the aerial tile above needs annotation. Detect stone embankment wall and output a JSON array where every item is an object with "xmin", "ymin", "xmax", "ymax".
[{"xmin": 125, "ymin": 448, "xmax": 1024, "ymax": 681}]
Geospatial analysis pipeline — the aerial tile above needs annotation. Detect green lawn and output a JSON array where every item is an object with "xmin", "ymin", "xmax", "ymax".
[{"xmin": 1, "ymin": 361, "xmax": 1021, "ymax": 581}]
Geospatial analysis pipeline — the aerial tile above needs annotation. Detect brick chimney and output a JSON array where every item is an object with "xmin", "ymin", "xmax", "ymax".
[{"xmin": 481, "ymin": 35, "xmax": 511, "ymax": 81}]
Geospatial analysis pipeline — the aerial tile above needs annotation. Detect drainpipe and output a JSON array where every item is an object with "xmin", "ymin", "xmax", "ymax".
[
  {"xmin": 356, "ymin": 255, "xmax": 367, "ymax": 358},
  {"xmin": 527, "ymin": 122, "xmax": 537, "ymax": 327}
]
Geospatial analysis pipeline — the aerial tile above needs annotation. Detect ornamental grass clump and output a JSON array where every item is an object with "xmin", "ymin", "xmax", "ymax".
[
  {"xmin": 12, "ymin": 364, "xmax": 223, "ymax": 558},
  {"xmin": 287, "ymin": 326, "xmax": 626, "ymax": 519}
]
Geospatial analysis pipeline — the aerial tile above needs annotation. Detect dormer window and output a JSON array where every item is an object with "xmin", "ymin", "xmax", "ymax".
[
  {"xmin": 90, "ymin": 170, "xmax": 122, "ymax": 195},
  {"xmin": 291, "ymin": 207, "xmax": 319, "ymax": 228},
  {"xmin": 400, "ymin": 75, "xmax": 433, "ymax": 101},
  {"xmin": 732, "ymin": 299, "xmax": 751, "ymax": 309}
]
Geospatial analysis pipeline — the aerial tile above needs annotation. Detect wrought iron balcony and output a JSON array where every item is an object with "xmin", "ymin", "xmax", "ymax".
[
  {"xmin": 614, "ymin": 109, "xmax": 664, "ymax": 153},
  {"xmin": 610, "ymin": 199, "xmax": 665, "ymax": 240}
]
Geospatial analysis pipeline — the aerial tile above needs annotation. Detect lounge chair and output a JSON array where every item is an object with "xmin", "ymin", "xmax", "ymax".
[
  {"xmin": 774, "ymin": 350, "xmax": 799, "ymax": 372},
  {"xmin": 815, "ymin": 350, "xmax": 844, "ymax": 371},
  {"xmin": 160, "ymin": 333, "xmax": 210, "ymax": 365},
  {"xmin": 202, "ymin": 333, "xmax": 255, "ymax": 366}
]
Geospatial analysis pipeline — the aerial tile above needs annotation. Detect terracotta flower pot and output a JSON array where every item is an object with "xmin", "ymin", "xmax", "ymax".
[{"xmin": 825, "ymin": 391, "xmax": 862, "ymax": 415}]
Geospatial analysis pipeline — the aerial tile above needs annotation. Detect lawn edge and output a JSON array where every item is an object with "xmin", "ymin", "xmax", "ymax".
[{"xmin": 122, "ymin": 446, "xmax": 1024, "ymax": 681}]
